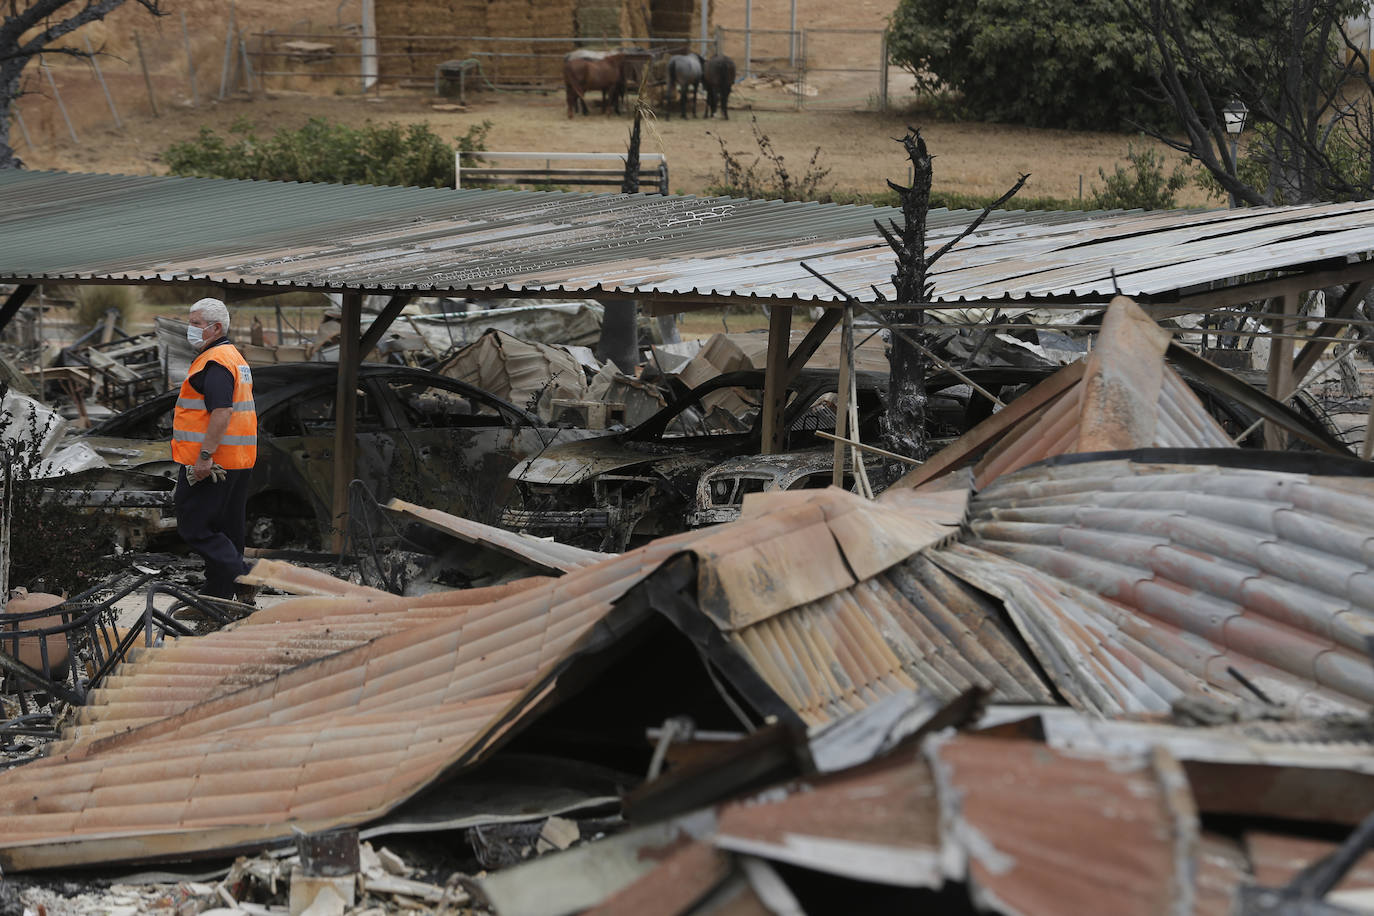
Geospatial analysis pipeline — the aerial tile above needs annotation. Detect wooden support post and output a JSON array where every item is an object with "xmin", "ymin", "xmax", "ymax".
[
  {"xmin": 0, "ymin": 285, "xmax": 36, "ymax": 336},
  {"xmin": 330, "ymin": 292, "xmax": 362, "ymax": 554},
  {"xmin": 1291, "ymin": 280, "xmax": 1372, "ymax": 386},
  {"xmin": 1265, "ymin": 291, "xmax": 1298, "ymax": 450},
  {"xmin": 134, "ymin": 32, "xmax": 159, "ymax": 117},
  {"xmin": 358, "ymin": 293, "xmax": 412, "ymax": 360},
  {"xmin": 783, "ymin": 308, "xmax": 841, "ymax": 387},
  {"xmin": 760, "ymin": 306, "xmax": 792, "ymax": 455},
  {"xmin": 181, "ymin": 10, "xmax": 199, "ymax": 106},
  {"xmin": 1363, "ymin": 397, "xmax": 1374, "ymax": 461},
  {"xmin": 832, "ymin": 304, "xmax": 851, "ymax": 487},
  {"xmin": 83, "ymin": 35, "xmax": 122, "ymax": 129}
]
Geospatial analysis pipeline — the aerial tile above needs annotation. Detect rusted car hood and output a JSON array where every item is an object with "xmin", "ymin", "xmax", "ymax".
[{"xmin": 512, "ymin": 436, "xmax": 726, "ymax": 485}]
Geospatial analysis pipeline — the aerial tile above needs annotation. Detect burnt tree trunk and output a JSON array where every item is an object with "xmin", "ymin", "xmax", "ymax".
[
  {"xmin": 879, "ymin": 129, "xmax": 935, "ymax": 465},
  {"xmin": 598, "ymin": 107, "xmax": 648, "ymax": 373}
]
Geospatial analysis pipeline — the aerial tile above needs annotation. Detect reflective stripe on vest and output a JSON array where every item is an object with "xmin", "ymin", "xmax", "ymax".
[{"xmin": 171, "ymin": 344, "xmax": 258, "ymax": 469}]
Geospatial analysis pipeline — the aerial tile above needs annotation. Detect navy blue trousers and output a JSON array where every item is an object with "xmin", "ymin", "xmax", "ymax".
[{"xmin": 174, "ymin": 466, "xmax": 251, "ymax": 598}]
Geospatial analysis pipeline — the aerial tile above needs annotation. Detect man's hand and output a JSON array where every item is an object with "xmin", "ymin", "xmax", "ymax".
[{"xmin": 193, "ymin": 455, "xmax": 214, "ymax": 481}]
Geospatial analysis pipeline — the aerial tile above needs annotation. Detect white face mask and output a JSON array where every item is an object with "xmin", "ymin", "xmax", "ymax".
[{"xmin": 186, "ymin": 324, "xmax": 205, "ymax": 348}]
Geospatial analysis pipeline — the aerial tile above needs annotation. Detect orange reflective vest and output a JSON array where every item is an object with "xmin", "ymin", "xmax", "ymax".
[{"xmin": 172, "ymin": 344, "xmax": 257, "ymax": 469}]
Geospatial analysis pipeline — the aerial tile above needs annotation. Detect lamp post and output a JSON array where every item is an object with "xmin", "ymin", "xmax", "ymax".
[{"xmin": 1222, "ymin": 98, "xmax": 1249, "ymax": 208}]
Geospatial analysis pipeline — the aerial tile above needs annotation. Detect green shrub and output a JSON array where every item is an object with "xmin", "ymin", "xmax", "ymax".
[
  {"xmin": 73, "ymin": 285, "xmax": 139, "ymax": 330},
  {"xmin": 0, "ymin": 385, "xmax": 121, "ymax": 596},
  {"xmin": 163, "ymin": 118, "xmax": 492, "ymax": 188},
  {"xmin": 1089, "ymin": 144, "xmax": 1199, "ymax": 210}
]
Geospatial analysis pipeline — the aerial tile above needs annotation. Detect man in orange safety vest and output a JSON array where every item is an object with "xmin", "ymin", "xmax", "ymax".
[{"xmin": 172, "ymin": 298, "xmax": 258, "ymax": 601}]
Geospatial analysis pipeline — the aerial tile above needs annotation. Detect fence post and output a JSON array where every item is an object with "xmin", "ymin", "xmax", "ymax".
[
  {"xmin": 134, "ymin": 31, "xmax": 160, "ymax": 117},
  {"xmin": 12, "ymin": 107, "xmax": 32, "ymax": 151},
  {"xmin": 181, "ymin": 9, "xmax": 199, "ymax": 105},
  {"xmin": 714, "ymin": 25, "xmax": 723, "ymax": 57},
  {"xmin": 219, "ymin": 3, "xmax": 237, "ymax": 99},
  {"xmin": 699, "ymin": 0, "xmax": 710, "ymax": 58},
  {"xmin": 879, "ymin": 34, "xmax": 888, "ymax": 111},
  {"xmin": 789, "ymin": 0, "xmax": 797, "ymax": 67},
  {"xmin": 744, "ymin": 0, "xmax": 752, "ymax": 79},
  {"xmin": 40, "ymin": 60, "xmax": 79, "ymax": 143},
  {"xmin": 795, "ymin": 31, "xmax": 804, "ymax": 111},
  {"xmin": 83, "ymin": 35, "xmax": 123, "ymax": 128}
]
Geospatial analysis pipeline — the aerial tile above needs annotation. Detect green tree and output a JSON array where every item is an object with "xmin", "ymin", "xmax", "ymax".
[
  {"xmin": 886, "ymin": 0, "xmax": 1176, "ymax": 129},
  {"xmin": 163, "ymin": 118, "xmax": 491, "ymax": 189},
  {"xmin": 1132, "ymin": 0, "xmax": 1370, "ymax": 205}
]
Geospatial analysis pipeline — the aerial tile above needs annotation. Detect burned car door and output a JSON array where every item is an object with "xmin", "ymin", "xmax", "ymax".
[
  {"xmin": 255, "ymin": 380, "xmax": 398, "ymax": 532},
  {"xmin": 378, "ymin": 375, "xmax": 567, "ymax": 525}
]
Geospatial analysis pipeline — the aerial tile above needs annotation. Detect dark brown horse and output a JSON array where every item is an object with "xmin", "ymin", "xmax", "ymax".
[{"xmin": 564, "ymin": 52, "xmax": 627, "ymax": 118}]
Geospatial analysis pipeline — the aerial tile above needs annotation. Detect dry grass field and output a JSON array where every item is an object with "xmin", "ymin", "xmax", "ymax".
[{"xmin": 10, "ymin": 0, "xmax": 1220, "ymax": 207}]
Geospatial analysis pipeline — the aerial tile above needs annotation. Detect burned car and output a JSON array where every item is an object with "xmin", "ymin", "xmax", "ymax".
[
  {"xmin": 501, "ymin": 369, "xmax": 887, "ymax": 550},
  {"xmin": 71, "ymin": 364, "xmax": 599, "ymax": 548}
]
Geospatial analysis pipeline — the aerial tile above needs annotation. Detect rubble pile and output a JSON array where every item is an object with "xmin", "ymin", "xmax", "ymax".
[{"xmin": 3, "ymin": 298, "xmax": 1374, "ymax": 914}]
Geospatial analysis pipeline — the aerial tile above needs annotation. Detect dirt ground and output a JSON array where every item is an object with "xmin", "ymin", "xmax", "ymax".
[{"xmin": 11, "ymin": 0, "xmax": 1218, "ymax": 206}]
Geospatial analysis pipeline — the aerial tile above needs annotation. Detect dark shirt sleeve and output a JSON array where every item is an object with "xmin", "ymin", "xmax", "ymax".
[{"xmin": 189, "ymin": 362, "xmax": 235, "ymax": 410}]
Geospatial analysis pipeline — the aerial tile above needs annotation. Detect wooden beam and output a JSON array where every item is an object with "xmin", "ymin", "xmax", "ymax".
[
  {"xmin": 831, "ymin": 305, "xmax": 851, "ymax": 487},
  {"xmin": 782, "ymin": 308, "xmax": 841, "ymax": 388},
  {"xmin": 1265, "ymin": 291, "xmax": 1298, "ymax": 450},
  {"xmin": 1291, "ymin": 280, "xmax": 1372, "ymax": 386},
  {"xmin": 0, "ymin": 284, "xmax": 35, "ymax": 335},
  {"xmin": 1162, "ymin": 258, "xmax": 1374, "ymax": 316},
  {"xmin": 358, "ymin": 293, "xmax": 412, "ymax": 362},
  {"xmin": 889, "ymin": 361, "xmax": 1087, "ymax": 490},
  {"xmin": 759, "ymin": 306, "xmax": 793, "ymax": 455},
  {"xmin": 330, "ymin": 291, "xmax": 362, "ymax": 554}
]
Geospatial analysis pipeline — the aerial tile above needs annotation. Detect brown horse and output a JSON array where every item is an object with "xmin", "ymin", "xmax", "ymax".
[{"xmin": 564, "ymin": 52, "xmax": 627, "ymax": 118}]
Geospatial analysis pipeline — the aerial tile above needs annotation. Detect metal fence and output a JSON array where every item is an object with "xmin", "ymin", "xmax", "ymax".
[
  {"xmin": 713, "ymin": 27, "xmax": 892, "ymax": 112},
  {"xmin": 242, "ymin": 26, "xmax": 897, "ymax": 112}
]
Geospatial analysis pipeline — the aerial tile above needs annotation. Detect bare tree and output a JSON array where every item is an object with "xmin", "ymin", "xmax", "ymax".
[
  {"xmin": 1, "ymin": 0, "xmax": 165, "ymax": 169},
  {"xmin": 872, "ymin": 127, "xmax": 1026, "ymax": 466},
  {"xmin": 1132, "ymin": 0, "xmax": 1373, "ymax": 205}
]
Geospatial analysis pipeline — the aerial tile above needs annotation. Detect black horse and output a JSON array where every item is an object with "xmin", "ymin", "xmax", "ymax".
[{"xmin": 704, "ymin": 54, "xmax": 736, "ymax": 119}]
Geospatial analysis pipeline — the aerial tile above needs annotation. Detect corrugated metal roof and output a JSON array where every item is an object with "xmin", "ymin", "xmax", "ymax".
[{"xmin": 4, "ymin": 170, "xmax": 1374, "ymax": 304}]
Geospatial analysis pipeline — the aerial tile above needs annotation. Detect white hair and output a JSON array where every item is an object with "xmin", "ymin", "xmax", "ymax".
[{"xmin": 190, "ymin": 297, "xmax": 230, "ymax": 330}]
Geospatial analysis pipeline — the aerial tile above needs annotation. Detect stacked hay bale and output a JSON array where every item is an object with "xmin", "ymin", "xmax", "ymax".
[
  {"xmin": 531, "ymin": 0, "xmax": 577, "ymax": 84},
  {"xmin": 484, "ymin": 0, "xmax": 534, "ymax": 85},
  {"xmin": 376, "ymin": 0, "xmax": 481, "ymax": 82}
]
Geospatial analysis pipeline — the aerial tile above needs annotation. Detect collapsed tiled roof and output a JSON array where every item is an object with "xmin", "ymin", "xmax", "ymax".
[
  {"xmin": 0, "ymin": 487, "xmax": 963, "ymax": 870},
  {"xmin": 6, "ymin": 298, "xmax": 1374, "ymax": 877},
  {"xmin": 895, "ymin": 296, "xmax": 1235, "ymax": 491},
  {"xmin": 523, "ymin": 731, "xmax": 1249, "ymax": 916},
  {"xmin": 936, "ymin": 456, "xmax": 1374, "ymax": 714}
]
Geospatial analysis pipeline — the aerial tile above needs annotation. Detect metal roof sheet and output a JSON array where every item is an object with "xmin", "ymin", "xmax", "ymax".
[{"xmin": 4, "ymin": 170, "xmax": 1374, "ymax": 305}]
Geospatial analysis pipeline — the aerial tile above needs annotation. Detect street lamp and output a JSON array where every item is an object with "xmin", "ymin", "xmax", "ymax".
[{"xmin": 1222, "ymin": 99, "xmax": 1249, "ymax": 207}]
